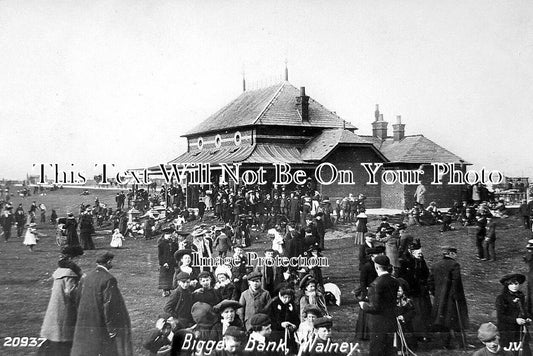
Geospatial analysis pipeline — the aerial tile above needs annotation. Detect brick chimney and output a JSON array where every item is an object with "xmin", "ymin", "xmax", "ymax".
[
  {"xmin": 372, "ymin": 105, "xmax": 388, "ymax": 140},
  {"xmin": 392, "ymin": 115, "xmax": 405, "ymax": 141},
  {"xmin": 296, "ymin": 87, "xmax": 309, "ymax": 121}
]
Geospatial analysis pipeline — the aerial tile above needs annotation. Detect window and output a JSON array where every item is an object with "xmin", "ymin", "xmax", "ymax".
[
  {"xmin": 215, "ymin": 134, "xmax": 222, "ymax": 148},
  {"xmin": 234, "ymin": 131, "xmax": 242, "ymax": 146},
  {"xmin": 197, "ymin": 137, "xmax": 204, "ymax": 150}
]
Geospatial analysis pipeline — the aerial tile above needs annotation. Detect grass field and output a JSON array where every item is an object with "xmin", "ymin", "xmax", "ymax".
[{"xmin": 0, "ymin": 188, "xmax": 531, "ymax": 355}]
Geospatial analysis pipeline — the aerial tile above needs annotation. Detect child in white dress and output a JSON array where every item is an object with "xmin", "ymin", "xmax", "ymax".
[
  {"xmin": 23, "ymin": 223, "xmax": 42, "ymax": 252},
  {"xmin": 110, "ymin": 228, "xmax": 124, "ymax": 248}
]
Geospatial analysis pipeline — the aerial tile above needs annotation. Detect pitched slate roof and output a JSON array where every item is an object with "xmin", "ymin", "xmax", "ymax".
[
  {"xmin": 163, "ymin": 143, "xmax": 308, "ymax": 166},
  {"xmin": 184, "ymin": 82, "xmax": 356, "ymax": 136},
  {"xmin": 359, "ymin": 134, "xmax": 467, "ymax": 164},
  {"xmin": 167, "ymin": 145, "xmax": 255, "ymax": 165},
  {"xmin": 301, "ymin": 129, "xmax": 385, "ymax": 161}
]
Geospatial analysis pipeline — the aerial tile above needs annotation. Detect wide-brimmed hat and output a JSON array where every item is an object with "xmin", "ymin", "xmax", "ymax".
[
  {"xmin": 499, "ymin": 273, "xmax": 526, "ymax": 285},
  {"xmin": 191, "ymin": 229, "xmax": 207, "ymax": 237},
  {"xmin": 214, "ymin": 300, "xmax": 242, "ymax": 313},
  {"xmin": 313, "ymin": 317, "xmax": 333, "ymax": 329},
  {"xmin": 174, "ymin": 249, "xmax": 194, "ymax": 262},
  {"xmin": 299, "ymin": 274, "xmax": 316, "ymax": 290}
]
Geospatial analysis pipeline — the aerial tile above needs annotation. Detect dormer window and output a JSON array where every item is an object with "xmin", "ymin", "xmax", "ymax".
[
  {"xmin": 197, "ymin": 137, "xmax": 204, "ymax": 150},
  {"xmin": 214, "ymin": 134, "xmax": 222, "ymax": 148}
]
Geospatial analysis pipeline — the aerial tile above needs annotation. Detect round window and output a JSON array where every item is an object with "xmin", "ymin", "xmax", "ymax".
[
  {"xmin": 234, "ymin": 131, "xmax": 242, "ymax": 146},
  {"xmin": 197, "ymin": 137, "xmax": 204, "ymax": 150},
  {"xmin": 214, "ymin": 134, "xmax": 222, "ymax": 148}
]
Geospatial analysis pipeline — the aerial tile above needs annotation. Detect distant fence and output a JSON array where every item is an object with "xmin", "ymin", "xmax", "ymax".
[{"xmin": 494, "ymin": 191, "xmax": 527, "ymax": 205}]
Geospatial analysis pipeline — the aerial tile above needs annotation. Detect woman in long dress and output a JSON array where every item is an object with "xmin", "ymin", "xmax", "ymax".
[
  {"xmin": 64, "ymin": 213, "xmax": 80, "ymax": 247},
  {"xmin": 158, "ymin": 232, "xmax": 178, "ymax": 297},
  {"xmin": 38, "ymin": 246, "xmax": 83, "ymax": 356},
  {"xmin": 496, "ymin": 273, "xmax": 532, "ymax": 356}
]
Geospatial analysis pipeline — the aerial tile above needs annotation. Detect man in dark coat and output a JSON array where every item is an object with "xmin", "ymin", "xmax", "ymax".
[
  {"xmin": 359, "ymin": 255, "xmax": 400, "ymax": 356},
  {"xmin": 158, "ymin": 231, "xmax": 179, "ymax": 297},
  {"xmin": 520, "ymin": 199, "xmax": 532, "ymax": 230},
  {"xmin": 428, "ymin": 246, "xmax": 469, "ymax": 349},
  {"xmin": 1, "ymin": 205, "xmax": 15, "ymax": 241},
  {"xmin": 71, "ymin": 252, "xmax": 133, "ymax": 356},
  {"xmin": 355, "ymin": 246, "xmax": 384, "ymax": 341},
  {"xmin": 398, "ymin": 239, "xmax": 433, "ymax": 339},
  {"xmin": 14, "ymin": 204, "xmax": 26, "ymax": 238}
]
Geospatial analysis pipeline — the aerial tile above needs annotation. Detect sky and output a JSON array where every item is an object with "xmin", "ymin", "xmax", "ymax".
[{"xmin": 1, "ymin": 0, "xmax": 532, "ymax": 181}]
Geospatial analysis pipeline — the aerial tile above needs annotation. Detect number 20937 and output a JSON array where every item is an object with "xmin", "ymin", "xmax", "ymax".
[{"xmin": 3, "ymin": 337, "xmax": 46, "ymax": 347}]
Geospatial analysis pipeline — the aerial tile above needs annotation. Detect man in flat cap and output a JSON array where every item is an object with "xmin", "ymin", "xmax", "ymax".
[
  {"xmin": 359, "ymin": 255, "xmax": 399, "ymax": 356},
  {"xmin": 428, "ymin": 246, "xmax": 469, "ymax": 350},
  {"xmin": 164, "ymin": 272, "xmax": 194, "ymax": 329},
  {"xmin": 472, "ymin": 322, "xmax": 513, "ymax": 356},
  {"xmin": 71, "ymin": 252, "xmax": 133, "ymax": 356},
  {"xmin": 238, "ymin": 271, "xmax": 271, "ymax": 330}
]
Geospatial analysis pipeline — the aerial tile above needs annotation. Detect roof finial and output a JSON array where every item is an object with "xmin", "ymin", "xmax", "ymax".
[
  {"xmin": 242, "ymin": 64, "xmax": 246, "ymax": 92},
  {"xmin": 284, "ymin": 58, "xmax": 289, "ymax": 82}
]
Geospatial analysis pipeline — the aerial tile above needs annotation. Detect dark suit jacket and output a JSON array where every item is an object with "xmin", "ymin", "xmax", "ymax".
[{"xmin": 361, "ymin": 273, "xmax": 399, "ymax": 334}]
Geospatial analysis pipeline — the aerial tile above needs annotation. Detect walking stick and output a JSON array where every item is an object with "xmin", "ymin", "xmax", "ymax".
[
  {"xmin": 454, "ymin": 299, "xmax": 467, "ymax": 351},
  {"xmin": 516, "ymin": 298, "xmax": 530, "ymax": 356},
  {"xmin": 284, "ymin": 326, "xmax": 289, "ymax": 355}
]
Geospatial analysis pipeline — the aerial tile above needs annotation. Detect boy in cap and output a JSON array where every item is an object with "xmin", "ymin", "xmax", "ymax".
[
  {"xmin": 164, "ymin": 272, "xmax": 194, "ymax": 329},
  {"xmin": 247, "ymin": 313, "xmax": 273, "ymax": 344},
  {"xmin": 193, "ymin": 271, "xmax": 221, "ymax": 306},
  {"xmin": 472, "ymin": 322, "xmax": 513, "ymax": 356},
  {"xmin": 238, "ymin": 271, "xmax": 271, "ymax": 330}
]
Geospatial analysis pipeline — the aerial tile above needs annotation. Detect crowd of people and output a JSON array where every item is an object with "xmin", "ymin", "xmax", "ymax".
[{"xmin": 2, "ymin": 180, "xmax": 533, "ymax": 355}]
